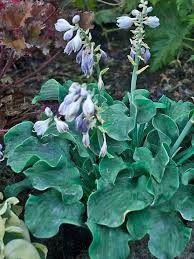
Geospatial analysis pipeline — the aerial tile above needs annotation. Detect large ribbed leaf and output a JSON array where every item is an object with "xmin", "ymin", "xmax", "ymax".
[
  {"xmin": 88, "ymin": 222, "xmax": 131, "ymax": 259},
  {"xmin": 25, "ymin": 190, "xmax": 84, "ymax": 238},
  {"xmin": 88, "ymin": 176, "xmax": 153, "ymax": 227}
]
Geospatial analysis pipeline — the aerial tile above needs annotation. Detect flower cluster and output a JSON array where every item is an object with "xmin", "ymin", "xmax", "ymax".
[
  {"xmin": 33, "ymin": 82, "xmax": 97, "ymax": 148},
  {"xmin": 55, "ymin": 15, "xmax": 107, "ymax": 77},
  {"xmin": 117, "ymin": 0, "xmax": 160, "ymax": 64},
  {"xmin": 59, "ymin": 82, "xmax": 95, "ymax": 147}
]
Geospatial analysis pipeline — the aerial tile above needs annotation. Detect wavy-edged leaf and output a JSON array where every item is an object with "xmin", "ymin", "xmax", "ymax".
[
  {"xmin": 147, "ymin": 161, "xmax": 179, "ymax": 205},
  {"xmin": 134, "ymin": 144, "xmax": 169, "ymax": 183},
  {"xmin": 24, "ymin": 160, "xmax": 83, "ymax": 202},
  {"xmin": 88, "ymin": 176, "xmax": 153, "ymax": 227},
  {"xmin": 7, "ymin": 136, "xmax": 70, "ymax": 173},
  {"xmin": 99, "ymin": 102, "xmax": 134, "ymax": 141},
  {"xmin": 127, "ymin": 208, "xmax": 191, "ymax": 259},
  {"xmin": 88, "ymin": 221, "xmax": 131, "ymax": 259},
  {"xmin": 4, "ymin": 121, "xmax": 33, "ymax": 156},
  {"xmin": 25, "ymin": 190, "xmax": 84, "ymax": 238}
]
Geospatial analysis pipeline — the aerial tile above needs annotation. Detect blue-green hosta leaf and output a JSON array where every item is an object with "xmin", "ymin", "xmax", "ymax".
[
  {"xmin": 133, "ymin": 95, "xmax": 157, "ymax": 124},
  {"xmin": 25, "ymin": 190, "xmax": 84, "ymax": 238},
  {"xmin": 181, "ymin": 168, "xmax": 194, "ymax": 185},
  {"xmin": 99, "ymin": 155, "xmax": 127, "ymax": 187},
  {"xmin": 4, "ymin": 121, "xmax": 33, "ymax": 156},
  {"xmin": 170, "ymin": 185, "xmax": 194, "ymax": 221},
  {"xmin": 44, "ymin": 125, "xmax": 89, "ymax": 158},
  {"xmin": 98, "ymin": 102, "xmax": 134, "ymax": 141},
  {"xmin": 24, "ymin": 160, "xmax": 83, "ymax": 202},
  {"xmin": 152, "ymin": 113, "xmax": 179, "ymax": 145},
  {"xmin": 107, "ymin": 138, "xmax": 130, "ymax": 155},
  {"xmin": 88, "ymin": 176, "xmax": 153, "ymax": 227},
  {"xmin": 4, "ymin": 179, "xmax": 32, "ymax": 198},
  {"xmin": 127, "ymin": 208, "xmax": 192, "ymax": 259},
  {"xmin": 147, "ymin": 161, "xmax": 179, "ymax": 205},
  {"xmin": 32, "ymin": 79, "xmax": 70, "ymax": 104},
  {"xmin": 134, "ymin": 144, "xmax": 169, "ymax": 183},
  {"xmin": 159, "ymin": 96, "xmax": 193, "ymax": 131},
  {"xmin": 88, "ymin": 222, "xmax": 131, "ymax": 259},
  {"xmin": 7, "ymin": 136, "xmax": 70, "ymax": 173}
]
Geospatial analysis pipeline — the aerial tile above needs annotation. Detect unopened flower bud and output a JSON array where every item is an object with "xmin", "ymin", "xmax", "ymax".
[
  {"xmin": 82, "ymin": 95, "xmax": 95, "ymax": 117},
  {"xmin": 54, "ymin": 117, "xmax": 69, "ymax": 133},
  {"xmin": 147, "ymin": 7, "xmax": 153, "ymax": 13},
  {"xmin": 100, "ymin": 49, "xmax": 108, "ymax": 63},
  {"xmin": 131, "ymin": 9, "xmax": 140, "ymax": 17},
  {"xmin": 63, "ymin": 29, "xmax": 74, "ymax": 41},
  {"xmin": 82, "ymin": 131, "xmax": 90, "ymax": 147},
  {"xmin": 33, "ymin": 118, "xmax": 51, "ymax": 136},
  {"xmin": 116, "ymin": 16, "xmax": 136, "ymax": 29},
  {"xmin": 72, "ymin": 15, "xmax": 80, "ymax": 24},
  {"xmin": 45, "ymin": 107, "xmax": 53, "ymax": 117},
  {"xmin": 98, "ymin": 74, "xmax": 104, "ymax": 91},
  {"xmin": 99, "ymin": 134, "xmax": 107, "ymax": 157},
  {"xmin": 55, "ymin": 19, "xmax": 74, "ymax": 32},
  {"xmin": 145, "ymin": 16, "xmax": 160, "ymax": 28},
  {"xmin": 130, "ymin": 49, "xmax": 136, "ymax": 60},
  {"xmin": 143, "ymin": 48, "xmax": 151, "ymax": 64}
]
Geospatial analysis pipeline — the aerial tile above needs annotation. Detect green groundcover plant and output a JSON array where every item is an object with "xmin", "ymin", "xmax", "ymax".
[{"xmin": 1, "ymin": 1, "xmax": 194, "ymax": 258}]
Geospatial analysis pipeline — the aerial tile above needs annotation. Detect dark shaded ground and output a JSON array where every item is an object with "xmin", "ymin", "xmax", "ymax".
[{"xmin": 0, "ymin": 26, "xmax": 194, "ymax": 258}]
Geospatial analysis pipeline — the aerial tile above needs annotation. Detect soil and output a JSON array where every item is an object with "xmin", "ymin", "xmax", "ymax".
[{"xmin": 0, "ymin": 24, "xmax": 194, "ymax": 259}]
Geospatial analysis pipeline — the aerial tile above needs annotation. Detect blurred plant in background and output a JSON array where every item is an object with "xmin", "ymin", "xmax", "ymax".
[{"xmin": 73, "ymin": 0, "xmax": 194, "ymax": 71}]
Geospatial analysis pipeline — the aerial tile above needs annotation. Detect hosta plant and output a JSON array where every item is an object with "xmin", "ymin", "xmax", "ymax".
[
  {"xmin": 2, "ymin": 0, "xmax": 194, "ymax": 258},
  {"xmin": 0, "ymin": 193, "xmax": 47, "ymax": 258}
]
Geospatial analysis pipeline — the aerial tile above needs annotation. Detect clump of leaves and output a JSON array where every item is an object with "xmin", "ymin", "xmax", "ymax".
[
  {"xmin": 3, "ymin": 78, "xmax": 194, "ymax": 259},
  {"xmin": 0, "ymin": 192, "xmax": 47, "ymax": 258}
]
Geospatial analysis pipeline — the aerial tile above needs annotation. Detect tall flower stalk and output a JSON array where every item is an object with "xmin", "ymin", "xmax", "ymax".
[{"xmin": 117, "ymin": 0, "xmax": 160, "ymax": 97}]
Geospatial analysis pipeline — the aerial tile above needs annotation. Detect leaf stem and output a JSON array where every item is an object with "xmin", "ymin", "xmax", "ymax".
[{"xmin": 171, "ymin": 114, "xmax": 194, "ymax": 156}]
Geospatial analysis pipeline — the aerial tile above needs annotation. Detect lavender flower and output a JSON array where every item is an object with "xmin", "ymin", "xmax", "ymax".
[
  {"xmin": 63, "ymin": 29, "xmax": 74, "ymax": 41},
  {"xmin": 69, "ymin": 82, "xmax": 81, "ymax": 94},
  {"xmin": 0, "ymin": 144, "xmax": 4, "ymax": 162},
  {"xmin": 55, "ymin": 19, "xmax": 74, "ymax": 32},
  {"xmin": 64, "ymin": 30, "xmax": 82, "ymax": 55},
  {"xmin": 116, "ymin": 16, "xmax": 136, "ymax": 29},
  {"xmin": 82, "ymin": 131, "xmax": 90, "ymax": 147},
  {"xmin": 145, "ymin": 16, "xmax": 160, "ymax": 28},
  {"xmin": 54, "ymin": 117, "xmax": 69, "ymax": 133},
  {"xmin": 58, "ymin": 92, "xmax": 79, "ymax": 116},
  {"xmin": 81, "ymin": 47, "xmax": 94, "ymax": 77},
  {"xmin": 44, "ymin": 107, "xmax": 53, "ymax": 117},
  {"xmin": 33, "ymin": 118, "xmax": 51, "ymax": 136},
  {"xmin": 75, "ymin": 114, "xmax": 89, "ymax": 134},
  {"xmin": 142, "ymin": 48, "xmax": 151, "ymax": 64},
  {"xmin": 65, "ymin": 97, "xmax": 83, "ymax": 122},
  {"xmin": 82, "ymin": 95, "xmax": 95, "ymax": 117}
]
